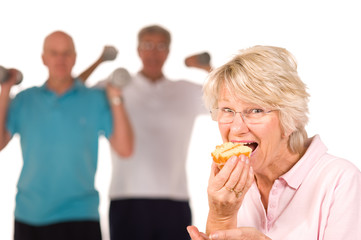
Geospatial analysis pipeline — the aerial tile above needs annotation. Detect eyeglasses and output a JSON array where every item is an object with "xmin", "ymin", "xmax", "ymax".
[
  {"xmin": 210, "ymin": 107, "xmax": 275, "ymax": 124},
  {"xmin": 139, "ymin": 42, "xmax": 169, "ymax": 52}
]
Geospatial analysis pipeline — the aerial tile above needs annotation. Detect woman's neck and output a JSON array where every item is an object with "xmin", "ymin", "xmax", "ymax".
[{"xmin": 254, "ymin": 148, "xmax": 304, "ymax": 211}]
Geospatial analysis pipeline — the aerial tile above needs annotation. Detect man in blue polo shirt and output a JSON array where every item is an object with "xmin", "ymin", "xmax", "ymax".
[{"xmin": 0, "ymin": 31, "xmax": 134, "ymax": 240}]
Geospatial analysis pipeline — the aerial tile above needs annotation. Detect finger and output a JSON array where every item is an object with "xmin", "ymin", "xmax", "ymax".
[
  {"xmin": 210, "ymin": 227, "xmax": 269, "ymax": 240},
  {"xmin": 209, "ymin": 228, "xmax": 243, "ymax": 240},
  {"xmin": 237, "ymin": 167, "xmax": 254, "ymax": 199},
  {"xmin": 208, "ymin": 162, "xmax": 219, "ymax": 185},
  {"xmin": 207, "ymin": 162, "xmax": 222, "ymax": 196},
  {"xmin": 187, "ymin": 226, "xmax": 199, "ymax": 239},
  {"xmin": 209, "ymin": 156, "xmax": 238, "ymax": 191},
  {"xmin": 187, "ymin": 226, "xmax": 209, "ymax": 240},
  {"xmin": 245, "ymin": 166, "xmax": 254, "ymax": 190},
  {"xmin": 222, "ymin": 156, "xmax": 246, "ymax": 192},
  {"xmin": 233, "ymin": 155, "xmax": 251, "ymax": 196},
  {"xmin": 210, "ymin": 162, "xmax": 220, "ymax": 177}
]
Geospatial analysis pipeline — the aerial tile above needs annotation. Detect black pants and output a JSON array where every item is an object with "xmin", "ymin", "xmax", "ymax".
[
  {"xmin": 109, "ymin": 199, "xmax": 192, "ymax": 240},
  {"xmin": 14, "ymin": 219, "xmax": 102, "ymax": 240}
]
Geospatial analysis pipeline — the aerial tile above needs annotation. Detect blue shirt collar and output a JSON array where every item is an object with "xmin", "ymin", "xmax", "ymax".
[{"xmin": 40, "ymin": 78, "xmax": 84, "ymax": 96}]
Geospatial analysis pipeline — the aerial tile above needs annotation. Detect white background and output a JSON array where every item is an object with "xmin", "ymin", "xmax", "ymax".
[{"xmin": 1, "ymin": 0, "xmax": 360, "ymax": 239}]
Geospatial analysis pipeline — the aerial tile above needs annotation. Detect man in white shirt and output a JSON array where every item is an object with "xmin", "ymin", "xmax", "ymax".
[{"xmin": 108, "ymin": 25, "xmax": 211, "ymax": 240}]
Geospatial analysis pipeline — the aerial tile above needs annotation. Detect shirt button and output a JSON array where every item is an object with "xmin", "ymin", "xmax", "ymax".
[
  {"xmin": 270, "ymin": 202, "xmax": 276, "ymax": 208},
  {"xmin": 272, "ymin": 190, "xmax": 278, "ymax": 195},
  {"xmin": 268, "ymin": 214, "xmax": 274, "ymax": 220}
]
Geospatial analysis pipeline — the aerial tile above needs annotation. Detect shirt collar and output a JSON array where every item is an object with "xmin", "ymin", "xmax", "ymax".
[
  {"xmin": 280, "ymin": 135, "xmax": 328, "ymax": 189},
  {"xmin": 40, "ymin": 78, "xmax": 84, "ymax": 95},
  {"xmin": 135, "ymin": 72, "xmax": 167, "ymax": 88}
]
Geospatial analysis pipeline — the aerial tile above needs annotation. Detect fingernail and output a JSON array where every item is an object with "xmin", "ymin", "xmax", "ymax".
[
  {"xmin": 210, "ymin": 233, "xmax": 218, "ymax": 240},
  {"xmin": 230, "ymin": 156, "xmax": 237, "ymax": 163}
]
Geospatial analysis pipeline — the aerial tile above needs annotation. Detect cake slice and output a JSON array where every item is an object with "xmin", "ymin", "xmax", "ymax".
[{"xmin": 211, "ymin": 142, "xmax": 252, "ymax": 168}]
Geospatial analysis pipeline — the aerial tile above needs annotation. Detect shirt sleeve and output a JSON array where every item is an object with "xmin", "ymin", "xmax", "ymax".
[
  {"xmin": 96, "ymin": 89, "xmax": 113, "ymax": 139},
  {"xmin": 322, "ymin": 164, "xmax": 361, "ymax": 239},
  {"xmin": 6, "ymin": 93, "xmax": 23, "ymax": 136}
]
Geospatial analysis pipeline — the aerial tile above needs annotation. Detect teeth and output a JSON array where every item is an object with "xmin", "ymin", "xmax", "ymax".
[{"xmin": 234, "ymin": 142, "xmax": 255, "ymax": 146}]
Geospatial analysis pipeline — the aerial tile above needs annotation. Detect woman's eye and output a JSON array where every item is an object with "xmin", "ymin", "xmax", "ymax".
[
  {"xmin": 250, "ymin": 108, "xmax": 264, "ymax": 114},
  {"xmin": 221, "ymin": 108, "xmax": 234, "ymax": 113}
]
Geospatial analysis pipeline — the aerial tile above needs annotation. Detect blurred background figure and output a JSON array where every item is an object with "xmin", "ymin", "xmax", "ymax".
[
  {"xmin": 77, "ymin": 45, "xmax": 118, "ymax": 81},
  {"xmin": 184, "ymin": 52, "xmax": 212, "ymax": 72},
  {"xmin": 81, "ymin": 24, "xmax": 213, "ymax": 240},
  {"xmin": 0, "ymin": 66, "xmax": 23, "ymax": 85},
  {"xmin": 0, "ymin": 31, "xmax": 133, "ymax": 240}
]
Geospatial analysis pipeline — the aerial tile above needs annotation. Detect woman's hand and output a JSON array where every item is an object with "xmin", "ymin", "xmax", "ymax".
[
  {"xmin": 206, "ymin": 154, "xmax": 254, "ymax": 232},
  {"xmin": 188, "ymin": 225, "xmax": 271, "ymax": 240}
]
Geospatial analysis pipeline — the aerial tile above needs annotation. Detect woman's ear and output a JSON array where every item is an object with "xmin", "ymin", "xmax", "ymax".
[{"xmin": 282, "ymin": 129, "xmax": 293, "ymax": 139}]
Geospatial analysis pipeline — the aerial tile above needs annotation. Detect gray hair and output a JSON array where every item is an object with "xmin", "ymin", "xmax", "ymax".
[{"xmin": 137, "ymin": 25, "xmax": 171, "ymax": 46}]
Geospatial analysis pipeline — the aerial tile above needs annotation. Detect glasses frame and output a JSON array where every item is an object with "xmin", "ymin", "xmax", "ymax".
[
  {"xmin": 138, "ymin": 41, "xmax": 169, "ymax": 52},
  {"xmin": 210, "ymin": 107, "xmax": 275, "ymax": 124}
]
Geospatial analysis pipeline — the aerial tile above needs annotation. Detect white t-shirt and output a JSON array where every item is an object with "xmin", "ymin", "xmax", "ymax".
[{"xmin": 109, "ymin": 73, "xmax": 208, "ymax": 201}]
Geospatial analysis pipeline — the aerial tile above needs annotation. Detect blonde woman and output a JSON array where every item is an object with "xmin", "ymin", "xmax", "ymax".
[{"xmin": 187, "ymin": 45, "xmax": 361, "ymax": 240}]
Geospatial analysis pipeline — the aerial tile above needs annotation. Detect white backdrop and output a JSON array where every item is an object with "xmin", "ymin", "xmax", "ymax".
[{"xmin": 1, "ymin": 0, "xmax": 360, "ymax": 239}]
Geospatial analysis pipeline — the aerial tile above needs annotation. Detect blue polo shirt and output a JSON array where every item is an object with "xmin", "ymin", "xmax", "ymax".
[{"xmin": 6, "ymin": 79, "xmax": 112, "ymax": 225}]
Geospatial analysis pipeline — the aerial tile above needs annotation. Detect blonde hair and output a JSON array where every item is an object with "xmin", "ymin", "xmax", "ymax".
[{"xmin": 203, "ymin": 45, "xmax": 309, "ymax": 154}]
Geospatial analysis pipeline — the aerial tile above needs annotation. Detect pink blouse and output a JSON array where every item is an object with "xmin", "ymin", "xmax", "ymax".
[{"xmin": 237, "ymin": 135, "xmax": 361, "ymax": 239}]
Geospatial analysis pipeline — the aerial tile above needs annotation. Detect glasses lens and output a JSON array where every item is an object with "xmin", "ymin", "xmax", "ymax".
[
  {"xmin": 215, "ymin": 108, "xmax": 234, "ymax": 123},
  {"xmin": 212, "ymin": 108, "xmax": 274, "ymax": 124},
  {"xmin": 139, "ymin": 42, "xmax": 153, "ymax": 51},
  {"xmin": 245, "ymin": 109, "xmax": 271, "ymax": 124},
  {"xmin": 210, "ymin": 109, "xmax": 218, "ymax": 121},
  {"xmin": 139, "ymin": 42, "xmax": 168, "ymax": 52},
  {"xmin": 156, "ymin": 43, "xmax": 168, "ymax": 51}
]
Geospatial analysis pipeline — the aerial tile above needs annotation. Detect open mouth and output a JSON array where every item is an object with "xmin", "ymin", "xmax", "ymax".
[{"xmin": 242, "ymin": 142, "xmax": 258, "ymax": 153}]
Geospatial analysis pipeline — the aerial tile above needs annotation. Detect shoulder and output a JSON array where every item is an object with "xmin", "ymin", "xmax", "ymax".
[
  {"xmin": 320, "ymin": 154, "xmax": 360, "ymax": 175},
  {"xmin": 12, "ymin": 86, "xmax": 42, "ymax": 101},
  {"xmin": 304, "ymin": 135, "xmax": 360, "ymax": 180},
  {"xmin": 19, "ymin": 86, "xmax": 42, "ymax": 94},
  {"xmin": 78, "ymin": 84, "xmax": 106, "ymax": 97},
  {"xmin": 173, "ymin": 79, "xmax": 202, "ymax": 87},
  {"xmin": 168, "ymin": 79, "xmax": 203, "ymax": 93},
  {"xmin": 71, "ymin": 84, "xmax": 109, "ymax": 110},
  {"xmin": 312, "ymin": 154, "xmax": 361, "ymax": 190},
  {"xmin": 328, "ymin": 156, "xmax": 360, "ymax": 180}
]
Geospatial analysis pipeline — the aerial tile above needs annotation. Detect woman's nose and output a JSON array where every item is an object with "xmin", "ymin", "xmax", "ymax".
[{"xmin": 230, "ymin": 113, "xmax": 249, "ymax": 134}]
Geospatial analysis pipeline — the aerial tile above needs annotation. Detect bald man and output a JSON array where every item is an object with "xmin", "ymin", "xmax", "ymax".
[{"xmin": 0, "ymin": 31, "xmax": 133, "ymax": 240}]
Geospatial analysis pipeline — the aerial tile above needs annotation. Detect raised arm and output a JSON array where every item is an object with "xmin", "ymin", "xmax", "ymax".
[
  {"xmin": 185, "ymin": 52, "xmax": 213, "ymax": 73},
  {"xmin": 77, "ymin": 46, "xmax": 118, "ymax": 83},
  {"xmin": 0, "ymin": 69, "xmax": 17, "ymax": 150},
  {"xmin": 105, "ymin": 84, "xmax": 133, "ymax": 157}
]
